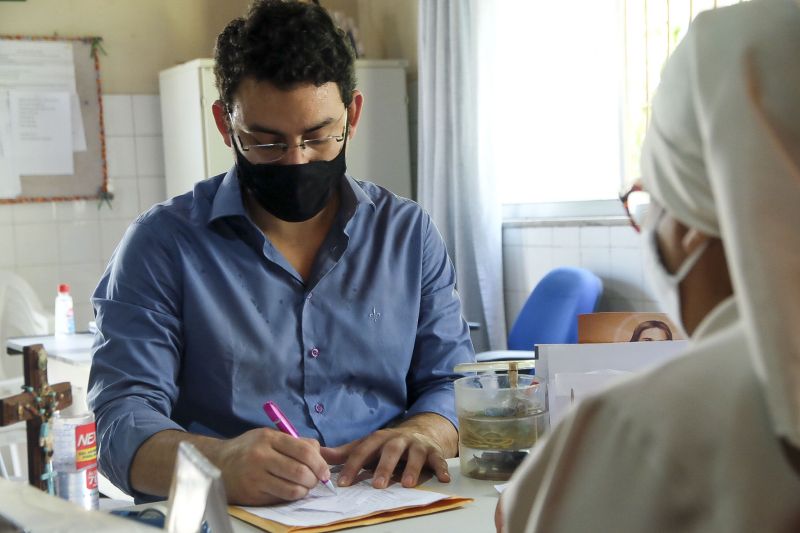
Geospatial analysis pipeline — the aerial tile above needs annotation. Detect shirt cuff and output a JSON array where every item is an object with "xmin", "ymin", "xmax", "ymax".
[
  {"xmin": 405, "ymin": 385, "xmax": 459, "ymax": 430},
  {"xmin": 96, "ymin": 404, "xmax": 185, "ymax": 501}
]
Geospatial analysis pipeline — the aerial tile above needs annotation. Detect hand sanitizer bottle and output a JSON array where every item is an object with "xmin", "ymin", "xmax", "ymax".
[
  {"xmin": 52, "ymin": 411, "xmax": 99, "ymax": 510},
  {"xmin": 54, "ymin": 283, "xmax": 76, "ymax": 336}
]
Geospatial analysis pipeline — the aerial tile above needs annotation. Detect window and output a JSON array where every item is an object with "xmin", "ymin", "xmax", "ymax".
[
  {"xmin": 477, "ymin": 0, "xmax": 748, "ymax": 211},
  {"xmin": 622, "ymin": 0, "xmax": 745, "ymax": 192}
]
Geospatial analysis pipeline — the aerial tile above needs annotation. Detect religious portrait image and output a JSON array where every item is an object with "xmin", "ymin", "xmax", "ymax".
[{"xmin": 577, "ymin": 312, "xmax": 686, "ymax": 344}]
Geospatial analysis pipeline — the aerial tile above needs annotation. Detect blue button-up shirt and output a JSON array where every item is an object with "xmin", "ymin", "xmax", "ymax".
[{"xmin": 88, "ymin": 170, "xmax": 475, "ymax": 498}]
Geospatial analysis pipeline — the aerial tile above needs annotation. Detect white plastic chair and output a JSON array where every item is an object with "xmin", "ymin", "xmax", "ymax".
[
  {"xmin": 0, "ymin": 271, "xmax": 52, "ymax": 379},
  {"xmin": 0, "ymin": 377, "xmax": 26, "ymax": 482}
]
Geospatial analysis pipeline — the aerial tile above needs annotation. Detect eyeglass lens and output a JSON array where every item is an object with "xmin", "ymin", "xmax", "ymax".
[{"xmin": 232, "ymin": 109, "xmax": 347, "ymax": 164}]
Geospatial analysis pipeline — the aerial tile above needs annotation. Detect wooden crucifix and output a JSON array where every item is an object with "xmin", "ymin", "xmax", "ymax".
[{"xmin": 0, "ymin": 344, "xmax": 72, "ymax": 493}]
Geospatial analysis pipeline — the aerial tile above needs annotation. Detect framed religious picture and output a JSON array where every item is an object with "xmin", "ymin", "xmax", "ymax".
[{"xmin": 578, "ymin": 312, "xmax": 686, "ymax": 344}]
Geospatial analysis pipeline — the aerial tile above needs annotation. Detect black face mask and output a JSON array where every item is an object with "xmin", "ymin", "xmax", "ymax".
[{"xmin": 234, "ymin": 141, "xmax": 347, "ymax": 222}]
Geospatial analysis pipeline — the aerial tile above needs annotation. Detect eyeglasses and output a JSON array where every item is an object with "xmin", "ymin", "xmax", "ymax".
[
  {"xmin": 230, "ymin": 109, "xmax": 348, "ymax": 164},
  {"xmin": 619, "ymin": 181, "xmax": 651, "ymax": 233}
]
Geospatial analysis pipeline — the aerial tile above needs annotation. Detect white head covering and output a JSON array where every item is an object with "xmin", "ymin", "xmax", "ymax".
[{"xmin": 641, "ymin": 0, "xmax": 800, "ymax": 447}]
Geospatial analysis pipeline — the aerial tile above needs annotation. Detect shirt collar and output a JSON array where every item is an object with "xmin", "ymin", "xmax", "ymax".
[
  {"xmin": 207, "ymin": 167, "xmax": 376, "ymax": 226},
  {"xmin": 340, "ymin": 173, "xmax": 376, "ymax": 219},
  {"xmin": 208, "ymin": 167, "xmax": 248, "ymax": 224}
]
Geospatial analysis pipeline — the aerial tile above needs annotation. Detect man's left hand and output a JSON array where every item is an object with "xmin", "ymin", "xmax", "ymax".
[{"xmin": 320, "ymin": 413, "xmax": 457, "ymax": 489}]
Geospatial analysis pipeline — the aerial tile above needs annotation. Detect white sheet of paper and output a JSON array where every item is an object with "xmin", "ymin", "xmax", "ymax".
[
  {"xmin": 10, "ymin": 89, "xmax": 74, "ymax": 175},
  {"xmin": 70, "ymin": 94, "xmax": 87, "ymax": 151},
  {"xmin": 536, "ymin": 341, "xmax": 690, "ymax": 427},
  {"xmin": 0, "ymin": 40, "xmax": 86, "ymax": 152},
  {"xmin": 238, "ymin": 472, "xmax": 449, "ymax": 528},
  {"xmin": 0, "ymin": 90, "xmax": 21, "ymax": 197}
]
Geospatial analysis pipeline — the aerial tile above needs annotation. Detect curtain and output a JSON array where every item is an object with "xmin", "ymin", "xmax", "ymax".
[{"xmin": 417, "ymin": 0, "xmax": 506, "ymax": 352}]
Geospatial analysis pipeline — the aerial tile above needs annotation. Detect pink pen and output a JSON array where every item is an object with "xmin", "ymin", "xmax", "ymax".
[{"xmin": 263, "ymin": 401, "xmax": 337, "ymax": 494}]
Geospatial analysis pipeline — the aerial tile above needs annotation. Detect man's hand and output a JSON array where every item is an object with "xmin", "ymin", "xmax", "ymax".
[
  {"xmin": 320, "ymin": 413, "xmax": 457, "ymax": 489},
  {"xmin": 130, "ymin": 428, "xmax": 331, "ymax": 506},
  {"xmin": 212, "ymin": 428, "xmax": 332, "ymax": 505}
]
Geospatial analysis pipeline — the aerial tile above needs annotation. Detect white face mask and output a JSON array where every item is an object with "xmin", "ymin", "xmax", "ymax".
[{"xmin": 641, "ymin": 208, "xmax": 709, "ymax": 336}]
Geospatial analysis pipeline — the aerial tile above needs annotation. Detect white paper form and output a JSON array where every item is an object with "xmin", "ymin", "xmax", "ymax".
[
  {"xmin": 0, "ymin": 89, "xmax": 21, "ymax": 197},
  {"xmin": 238, "ymin": 474, "xmax": 449, "ymax": 528},
  {"xmin": 0, "ymin": 40, "xmax": 86, "ymax": 152},
  {"xmin": 9, "ymin": 90, "xmax": 74, "ymax": 175}
]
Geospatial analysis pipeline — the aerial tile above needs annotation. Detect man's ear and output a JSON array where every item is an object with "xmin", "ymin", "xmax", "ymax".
[
  {"xmin": 211, "ymin": 100, "xmax": 233, "ymax": 148},
  {"xmin": 345, "ymin": 90, "xmax": 364, "ymax": 140},
  {"xmin": 681, "ymin": 227, "xmax": 712, "ymax": 255}
]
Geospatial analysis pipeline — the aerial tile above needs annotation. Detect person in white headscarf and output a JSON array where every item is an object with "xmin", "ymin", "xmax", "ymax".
[{"xmin": 497, "ymin": 1, "xmax": 800, "ymax": 531}]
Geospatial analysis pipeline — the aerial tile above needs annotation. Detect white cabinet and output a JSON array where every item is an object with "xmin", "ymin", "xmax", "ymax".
[
  {"xmin": 159, "ymin": 59, "xmax": 228, "ymax": 199},
  {"xmin": 159, "ymin": 59, "xmax": 412, "ymax": 200}
]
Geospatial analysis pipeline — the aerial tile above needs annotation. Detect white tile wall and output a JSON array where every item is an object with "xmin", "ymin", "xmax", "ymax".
[
  {"xmin": 0, "ymin": 94, "xmax": 167, "ymax": 331},
  {"xmin": 132, "ymin": 95, "xmax": 163, "ymax": 137},
  {"xmin": 57, "ymin": 221, "xmax": 102, "ymax": 265},
  {"xmin": 138, "ymin": 177, "xmax": 167, "ymax": 213},
  {"xmin": 105, "ymin": 137, "xmax": 138, "ymax": 178},
  {"xmin": 135, "ymin": 137, "xmax": 165, "ymax": 178},
  {"xmin": 102, "ymin": 95, "xmax": 135, "ymax": 136},
  {"xmin": 100, "ymin": 178, "xmax": 141, "ymax": 221},
  {"xmin": 502, "ymin": 221, "xmax": 661, "ymax": 332}
]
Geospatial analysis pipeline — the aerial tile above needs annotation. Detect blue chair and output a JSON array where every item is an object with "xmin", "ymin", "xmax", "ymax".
[{"xmin": 477, "ymin": 267, "xmax": 603, "ymax": 361}]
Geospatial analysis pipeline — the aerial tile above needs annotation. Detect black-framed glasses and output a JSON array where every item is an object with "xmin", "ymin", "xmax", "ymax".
[
  {"xmin": 230, "ymin": 109, "xmax": 348, "ymax": 164},
  {"xmin": 619, "ymin": 181, "xmax": 651, "ymax": 233}
]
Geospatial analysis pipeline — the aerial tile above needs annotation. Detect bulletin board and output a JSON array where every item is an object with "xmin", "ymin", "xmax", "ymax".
[{"xmin": 0, "ymin": 35, "xmax": 109, "ymax": 204}]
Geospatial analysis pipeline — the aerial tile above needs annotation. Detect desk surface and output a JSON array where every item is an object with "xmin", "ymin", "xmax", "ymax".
[
  {"xmin": 6, "ymin": 333, "xmax": 94, "ymax": 365},
  {"xmin": 226, "ymin": 458, "xmax": 500, "ymax": 533},
  {"xmin": 3, "ymin": 453, "xmax": 499, "ymax": 531},
  {"xmin": 127, "ymin": 459, "xmax": 500, "ymax": 533},
  {"xmin": 4, "ymin": 333, "xmax": 499, "ymax": 531}
]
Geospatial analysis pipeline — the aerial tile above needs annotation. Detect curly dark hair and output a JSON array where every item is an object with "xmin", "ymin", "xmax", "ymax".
[{"xmin": 213, "ymin": 0, "xmax": 356, "ymax": 113}]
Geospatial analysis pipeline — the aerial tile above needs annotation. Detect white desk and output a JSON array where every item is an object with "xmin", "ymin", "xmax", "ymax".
[
  {"xmin": 5, "ymin": 460, "xmax": 500, "ymax": 531},
  {"xmin": 224, "ymin": 458, "xmax": 499, "ymax": 533},
  {"xmin": 3, "ymin": 336, "xmax": 502, "ymax": 531},
  {"xmin": 6, "ymin": 333, "xmax": 94, "ymax": 364}
]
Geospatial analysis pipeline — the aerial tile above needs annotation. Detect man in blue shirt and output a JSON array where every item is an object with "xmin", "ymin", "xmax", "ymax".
[{"xmin": 89, "ymin": 0, "xmax": 475, "ymax": 505}]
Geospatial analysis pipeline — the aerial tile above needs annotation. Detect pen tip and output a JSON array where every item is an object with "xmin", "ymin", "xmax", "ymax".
[{"xmin": 324, "ymin": 479, "xmax": 338, "ymax": 494}]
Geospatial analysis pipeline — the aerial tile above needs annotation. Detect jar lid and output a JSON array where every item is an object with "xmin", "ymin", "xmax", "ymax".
[{"xmin": 454, "ymin": 360, "xmax": 536, "ymax": 373}]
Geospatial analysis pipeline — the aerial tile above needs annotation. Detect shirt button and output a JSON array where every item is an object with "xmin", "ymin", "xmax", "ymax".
[
  {"xmin": 310, "ymin": 347, "xmax": 320, "ymax": 358},
  {"xmin": 306, "ymin": 292, "xmax": 313, "ymax": 300},
  {"xmin": 314, "ymin": 403, "xmax": 324, "ymax": 414}
]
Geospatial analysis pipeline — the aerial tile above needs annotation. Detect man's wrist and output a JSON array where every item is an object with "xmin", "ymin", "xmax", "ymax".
[
  {"xmin": 130, "ymin": 430, "xmax": 225, "ymax": 497},
  {"xmin": 397, "ymin": 412, "xmax": 458, "ymax": 457}
]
